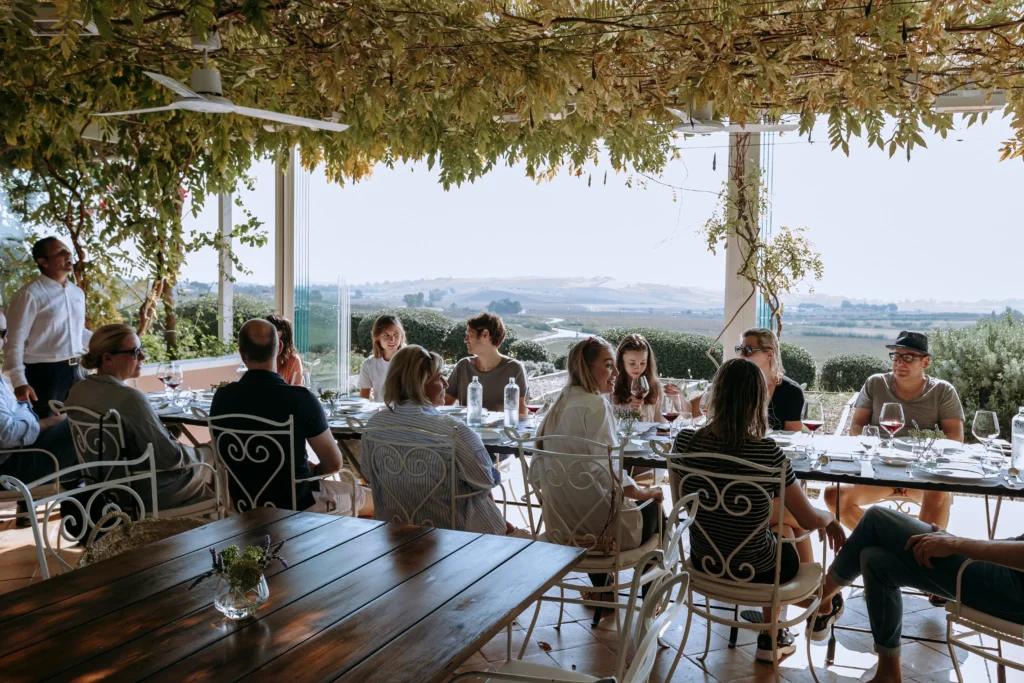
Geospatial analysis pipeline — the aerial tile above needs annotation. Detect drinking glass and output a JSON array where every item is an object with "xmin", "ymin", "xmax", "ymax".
[
  {"xmin": 631, "ymin": 375, "xmax": 650, "ymax": 403},
  {"xmin": 660, "ymin": 393, "xmax": 681, "ymax": 436},
  {"xmin": 165, "ymin": 363, "xmax": 184, "ymax": 397},
  {"xmin": 802, "ymin": 401, "xmax": 825, "ymax": 455},
  {"xmin": 173, "ymin": 388, "xmax": 194, "ymax": 413},
  {"xmin": 525, "ymin": 385, "xmax": 544, "ymax": 424},
  {"xmin": 879, "ymin": 403, "xmax": 906, "ymax": 455},
  {"xmin": 698, "ymin": 391, "xmax": 711, "ymax": 425},
  {"xmin": 972, "ymin": 410, "xmax": 999, "ymax": 453},
  {"xmin": 860, "ymin": 425, "xmax": 881, "ymax": 459},
  {"xmin": 156, "ymin": 362, "xmax": 173, "ymax": 398}
]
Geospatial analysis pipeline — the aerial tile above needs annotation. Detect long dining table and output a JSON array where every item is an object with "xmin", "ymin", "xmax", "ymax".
[{"xmin": 0, "ymin": 509, "xmax": 585, "ymax": 683}]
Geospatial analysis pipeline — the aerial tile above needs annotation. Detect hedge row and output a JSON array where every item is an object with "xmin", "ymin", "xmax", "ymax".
[
  {"xmin": 601, "ymin": 327, "xmax": 722, "ymax": 381},
  {"xmin": 819, "ymin": 354, "xmax": 889, "ymax": 392}
]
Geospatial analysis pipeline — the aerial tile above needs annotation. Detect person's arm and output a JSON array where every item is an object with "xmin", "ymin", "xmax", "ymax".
[
  {"xmin": 122, "ymin": 391, "xmax": 190, "ymax": 470},
  {"xmin": 455, "ymin": 423, "xmax": 501, "ymax": 491},
  {"xmin": 940, "ymin": 418, "xmax": 965, "ymax": 443},
  {"xmin": 0, "ymin": 392, "xmax": 40, "ymax": 448},
  {"xmin": 306, "ymin": 429, "xmax": 343, "ymax": 475},
  {"xmin": 783, "ymin": 480, "xmax": 846, "ymax": 550},
  {"xmin": 782, "ymin": 420, "xmax": 803, "ymax": 432},
  {"xmin": 5, "ymin": 287, "xmax": 36, "ymax": 396},
  {"xmin": 359, "ymin": 388, "xmax": 372, "ymax": 400},
  {"xmin": 907, "ymin": 528, "xmax": 1024, "ymax": 571},
  {"xmin": 357, "ymin": 358, "xmax": 374, "ymax": 400},
  {"xmin": 938, "ymin": 384, "xmax": 966, "ymax": 443},
  {"xmin": 849, "ymin": 408, "xmax": 872, "ymax": 437},
  {"xmin": 444, "ymin": 362, "xmax": 461, "ymax": 406},
  {"xmin": 515, "ymin": 362, "xmax": 528, "ymax": 417}
]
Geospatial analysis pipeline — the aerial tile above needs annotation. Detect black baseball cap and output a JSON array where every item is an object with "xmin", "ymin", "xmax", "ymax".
[{"xmin": 886, "ymin": 331, "xmax": 931, "ymax": 357}]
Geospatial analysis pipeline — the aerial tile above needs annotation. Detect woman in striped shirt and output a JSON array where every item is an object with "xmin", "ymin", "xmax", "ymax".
[
  {"xmin": 363, "ymin": 345, "xmax": 510, "ymax": 536},
  {"xmin": 672, "ymin": 358, "xmax": 844, "ymax": 661}
]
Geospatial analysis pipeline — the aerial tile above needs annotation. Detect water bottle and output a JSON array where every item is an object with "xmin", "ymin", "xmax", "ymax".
[
  {"xmin": 467, "ymin": 376, "xmax": 483, "ymax": 427},
  {"xmin": 504, "ymin": 377, "xmax": 520, "ymax": 429},
  {"xmin": 1012, "ymin": 407, "xmax": 1024, "ymax": 472}
]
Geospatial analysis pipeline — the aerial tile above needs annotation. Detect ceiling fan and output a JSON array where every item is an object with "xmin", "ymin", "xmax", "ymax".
[{"xmin": 95, "ymin": 56, "xmax": 348, "ymax": 133}]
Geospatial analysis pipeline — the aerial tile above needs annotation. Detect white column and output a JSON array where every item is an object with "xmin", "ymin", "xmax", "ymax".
[
  {"xmin": 216, "ymin": 191, "xmax": 234, "ymax": 343},
  {"xmin": 721, "ymin": 131, "xmax": 761, "ymax": 361},
  {"xmin": 274, "ymin": 147, "xmax": 297, "ymax": 321}
]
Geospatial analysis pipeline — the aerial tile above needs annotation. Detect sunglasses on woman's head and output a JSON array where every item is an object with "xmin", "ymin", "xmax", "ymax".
[{"xmin": 734, "ymin": 345, "xmax": 764, "ymax": 357}]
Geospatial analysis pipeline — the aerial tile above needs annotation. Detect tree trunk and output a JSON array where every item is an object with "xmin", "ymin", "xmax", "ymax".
[
  {"xmin": 137, "ymin": 278, "xmax": 163, "ymax": 336},
  {"xmin": 162, "ymin": 277, "xmax": 177, "ymax": 358}
]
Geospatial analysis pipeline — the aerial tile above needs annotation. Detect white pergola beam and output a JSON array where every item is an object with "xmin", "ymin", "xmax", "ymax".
[
  {"xmin": 216, "ymin": 191, "xmax": 234, "ymax": 343},
  {"xmin": 274, "ymin": 146, "xmax": 297, "ymax": 321}
]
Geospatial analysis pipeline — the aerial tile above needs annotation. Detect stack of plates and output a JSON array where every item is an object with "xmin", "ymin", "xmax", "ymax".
[{"xmin": 912, "ymin": 461, "xmax": 1000, "ymax": 482}]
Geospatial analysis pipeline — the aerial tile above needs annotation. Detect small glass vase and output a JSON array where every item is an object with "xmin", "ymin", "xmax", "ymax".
[{"xmin": 213, "ymin": 574, "xmax": 269, "ymax": 619}]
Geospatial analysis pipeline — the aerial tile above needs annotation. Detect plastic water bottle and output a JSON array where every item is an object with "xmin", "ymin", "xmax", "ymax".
[
  {"xmin": 504, "ymin": 377, "xmax": 520, "ymax": 429},
  {"xmin": 1012, "ymin": 407, "xmax": 1024, "ymax": 472},
  {"xmin": 467, "ymin": 376, "xmax": 483, "ymax": 427}
]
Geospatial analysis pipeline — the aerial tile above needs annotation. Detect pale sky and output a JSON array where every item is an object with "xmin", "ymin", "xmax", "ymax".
[{"xmin": 181, "ymin": 114, "xmax": 1024, "ymax": 303}]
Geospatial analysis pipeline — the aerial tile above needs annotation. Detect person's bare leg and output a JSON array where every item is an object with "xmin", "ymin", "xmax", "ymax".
[
  {"xmin": 773, "ymin": 499, "xmax": 813, "ymax": 562},
  {"xmin": 824, "ymin": 484, "xmax": 890, "ymax": 531},
  {"xmin": 867, "ymin": 654, "xmax": 902, "ymax": 682},
  {"xmin": 917, "ymin": 491, "xmax": 951, "ymax": 528}
]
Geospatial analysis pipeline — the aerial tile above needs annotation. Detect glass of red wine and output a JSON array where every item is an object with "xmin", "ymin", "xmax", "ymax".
[
  {"xmin": 660, "ymin": 393, "xmax": 681, "ymax": 437},
  {"xmin": 525, "ymin": 384, "xmax": 544, "ymax": 423},
  {"xmin": 631, "ymin": 375, "xmax": 650, "ymax": 403},
  {"xmin": 802, "ymin": 400, "xmax": 825, "ymax": 455},
  {"xmin": 165, "ymin": 363, "xmax": 184, "ymax": 399},
  {"xmin": 156, "ymin": 362, "xmax": 173, "ymax": 399},
  {"xmin": 879, "ymin": 402, "xmax": 906, "ymax": 455}
]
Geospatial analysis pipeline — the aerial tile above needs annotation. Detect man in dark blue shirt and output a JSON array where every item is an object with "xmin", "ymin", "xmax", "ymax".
[{"xmin": 210, "ymin": 319, "xmax": 367, "ymax": 514}]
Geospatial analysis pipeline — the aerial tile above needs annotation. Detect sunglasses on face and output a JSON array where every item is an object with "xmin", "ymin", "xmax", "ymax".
[
  {"xmin": 111, "ymin": 346, "xmax": 145, "ymax": 360},
  {"xmin": 889, "ymin": 352, "xmax": 924, "ymax": 364},
  {"xmin": 734, "ymin": 345, "xmax": 765, "ymax": 357},
  {"xmin": 0, "ymin": 328, "xmax": 6, "ymax": 340}
]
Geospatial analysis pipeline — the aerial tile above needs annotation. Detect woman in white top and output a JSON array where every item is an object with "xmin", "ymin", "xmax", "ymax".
[
  {"xmin": 535, "ymin": 336, "xmax": 664, "ymax": 594},
  {"xmin": 359, "ymin": 315, "xmax": 406, "ymax": 400}
]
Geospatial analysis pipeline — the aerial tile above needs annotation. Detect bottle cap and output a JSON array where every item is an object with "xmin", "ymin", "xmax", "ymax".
[{"xmin": 472, "ymin": 376, "xmax": 478, "ymax": 381}]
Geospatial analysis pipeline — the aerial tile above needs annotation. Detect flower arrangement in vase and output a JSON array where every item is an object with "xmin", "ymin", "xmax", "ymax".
[{"xmin": 191, "ymin": 536, "xmax": 287, "ymax": 619}]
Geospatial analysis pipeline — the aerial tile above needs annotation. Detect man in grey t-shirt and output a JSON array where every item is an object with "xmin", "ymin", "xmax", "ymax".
[
  {"xmin": 444, "ymin": 312, "xmax": 528, "ymax": 414},
  {"xmin": 825, "ymin": 331, "xmax": 965, "ymax": 534}
]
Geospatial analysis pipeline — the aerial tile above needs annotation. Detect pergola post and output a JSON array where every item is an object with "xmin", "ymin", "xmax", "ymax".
[
  {"xmin": 216, "ymin": 191, "xmax": 233, "ymax": 343},
  {"xmin": 274, "ymin": 146, "xmax": 297, "ymax": 322},
  {"xmin": 722, "ymin": 131, "xmax": 761, "ymax": 360}
]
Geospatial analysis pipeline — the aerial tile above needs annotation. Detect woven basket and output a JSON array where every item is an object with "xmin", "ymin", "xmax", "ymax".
[{"xmin": 77, "ymin": 512, "xmax": 210, "ymax": 568}]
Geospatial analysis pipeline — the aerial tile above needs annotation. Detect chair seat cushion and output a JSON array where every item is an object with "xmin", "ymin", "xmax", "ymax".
[
  {"xmin": 493, "ymin": 658, "xmax": 599, "ymax": 682},
  {"xmin": 685, "ymin": 558, "xmax": 823, "ymax": 603},
  {"xmin": 946, "ymin": 602, "xmax": 1024, "ymax": 642},
  {"xmin": 538, "ymin": 532, "xmax": 660, "ymax": 571}
]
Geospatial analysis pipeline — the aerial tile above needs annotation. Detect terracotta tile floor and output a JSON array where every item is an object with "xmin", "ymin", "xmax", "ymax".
[{"xmin": 2, "ymin": 485, "xmax": 1023, "ymax": 682}]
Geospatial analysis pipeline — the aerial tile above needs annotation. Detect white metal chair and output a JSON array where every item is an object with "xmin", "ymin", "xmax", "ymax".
[
  {"xmin": 0, "ymin": 445, "xmax": 158, "ymax": 579},
  {"xmin": 352, "ymin": 416, "xmax": 486, "ymax": 528},
  {"xmin": 945, "ymin": 559, "xmax": 1024, "ymax": 683},
  {"xmin": 451, "ymin": 571, "xmax": 692, "ymax": 683},
  {"xmin": 507, "ymin": 431, "xmax": 670, "ymax": 670},
  {"xmin": 663, "ymin": 449, "xmax": 825, "ymax": 683},
  {"xmin": 53, "ymin": 401, "xmax": 222, "ymax": 520},
  {"xmin": 201, "ymin": 412, "xmax": 360, "ymax": 515}
]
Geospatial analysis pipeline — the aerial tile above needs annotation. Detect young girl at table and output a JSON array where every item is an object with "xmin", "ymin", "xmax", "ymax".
[
  {"xmin": 611, "ymin": 334, "xmax": 667, "ymax": 422},
  {"xmin": 359, "ymin": 314, "xmax": 406, "ymax": 400}
]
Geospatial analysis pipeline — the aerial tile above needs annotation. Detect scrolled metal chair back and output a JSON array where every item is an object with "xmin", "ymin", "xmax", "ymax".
[
  {"xmin": 664, "ymin": 450, "xmax": 789, "ymax": 583},
  {"xmin": 52, "ymin": 402, "xmax": 127, "ymax": 480},
  {"xmin": 202, "ymin": 413, "xmax": 296, "ymax": 512},
  {"xmin": 621, "ymin": 571, "xmax": 691, "ymax": 683},
  {"xmin": 360, "ymin": 422, "xmax": 460, "ymax": 528},
  {"xmin": 0, "ymin": 445, "xmax": 158, "ymax": 579}
]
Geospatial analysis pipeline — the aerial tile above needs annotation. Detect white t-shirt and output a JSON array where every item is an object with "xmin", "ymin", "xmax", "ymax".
[{"xmin": 358, "ymin": 356, "xmax": 390, "ymax": 399}]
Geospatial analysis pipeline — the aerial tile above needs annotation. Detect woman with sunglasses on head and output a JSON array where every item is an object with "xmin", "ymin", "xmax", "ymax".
[
  {"xmin": 736, "ymin": 328, "xmax": 804, "ymax": 433},
  {"xmin": 64, "ymin": 324, "xmax": 215, "ymax": 511}
]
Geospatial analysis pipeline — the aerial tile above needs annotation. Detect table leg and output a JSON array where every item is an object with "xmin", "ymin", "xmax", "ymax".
[
  {"xmin": 178, "ymin": 425, "xmax": 204, "ymax": 449},
  {"xmin": 337, "ymin": 438, "xmax": 365, "ymax": 481},
  {"xmin": 827, "ymin": 483, "xmax": 840, "ymax": 667},
  {"xmin": 729, "ymin": 605, "xmax": 739, "ymax": 648},
  {"xmin": 987, "ymin": 496, "xmax": 1003, "ymax": 541}
]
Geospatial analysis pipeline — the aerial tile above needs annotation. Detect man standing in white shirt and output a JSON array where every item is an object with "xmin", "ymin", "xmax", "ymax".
[{"xmin": 3, "ymin": 237, "xmax": 92, "ymax": 418}]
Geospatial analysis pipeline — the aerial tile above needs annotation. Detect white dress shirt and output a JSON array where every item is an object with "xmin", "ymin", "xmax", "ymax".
[
  {"xmin": 0, "ymin": 379, "xmax": 41, "ymax": 461},
  {"xmin": 3, "ymin": 275, "xmax": 92, "ymax": 388}
]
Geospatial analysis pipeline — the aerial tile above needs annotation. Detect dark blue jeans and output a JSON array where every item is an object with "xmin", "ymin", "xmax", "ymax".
[{"xmin": 828, "ymin": 506, "xmax": 1024, "ymax": 657}]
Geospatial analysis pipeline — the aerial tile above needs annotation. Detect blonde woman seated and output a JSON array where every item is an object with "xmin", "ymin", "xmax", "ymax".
[
  {"xmin": 671, "ymin": 358, "xmax": 845, "ymax": 661},
  {"xmin": 359, "ymin": 314, "xmax": 406, "ymax": 400},
  {"xmin": 363, "ymin": 345, "xmax": 515, "ymax": 536},
  {"xmin": 533, "ymin": 336, "xmax": 664, "ymax": 595},
  {"xmin": 64, "ymin": 324, "xmax": 215, "ymax": 511}
]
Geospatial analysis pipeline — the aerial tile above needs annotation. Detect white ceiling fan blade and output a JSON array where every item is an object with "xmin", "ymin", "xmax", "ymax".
[
  {"xmin": 144, "ymin": 71, "xmax": 202, "ymax": 99},
  {"xmin": 95, "ymin": 104, "xmax": 183, "ymax": 117},
  {"xmin": 232, "ymin": 106, "xmax": 349, "ymax": 132}
]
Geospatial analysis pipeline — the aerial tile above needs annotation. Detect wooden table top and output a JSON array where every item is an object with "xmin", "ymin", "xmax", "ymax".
[{"xmin": 0, "ymin": 509, "xmax": 585, "ymax": 683}]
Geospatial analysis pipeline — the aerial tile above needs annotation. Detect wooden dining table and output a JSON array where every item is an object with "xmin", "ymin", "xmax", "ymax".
[{"xmin": 0, "ymin": 509, "xmax": 585, "ymax": 683}]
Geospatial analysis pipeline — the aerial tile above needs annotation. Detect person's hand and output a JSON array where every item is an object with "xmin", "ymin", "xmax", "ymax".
[
  {"xmin": 14, "ymin": 384, "xmax": 37, "ymax": 403},
  {"xmin": 38, "ymin": 414, "xmax": 66, "ymax": 432},
  {"xmin": 627, "ymin": 397, "xmax": 644, "ymax": 411},
  {"xmin": 818, "ymin": 517, "xmax": 846, "ymax": 552},
  {"xmin": 906, "ymin": 525, "xmax": 959, "ymax": 568},
  {"xmin": 663, "ymin": 384, "xmax": 681, "ymax": 396},
  {"xmin": 646, "ymin": 488, "xmax": 664, "ymax": 503}
]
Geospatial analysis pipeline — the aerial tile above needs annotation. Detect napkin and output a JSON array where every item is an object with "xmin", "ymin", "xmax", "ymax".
[{"xmin": 860, "ymin": 460, "xmax": 875, "ymax": 478}]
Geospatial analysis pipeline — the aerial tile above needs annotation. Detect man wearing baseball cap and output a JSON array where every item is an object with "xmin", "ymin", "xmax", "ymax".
[{"xmin": 824, "ymin": 331, "xmax": 965, "ymax": 534}]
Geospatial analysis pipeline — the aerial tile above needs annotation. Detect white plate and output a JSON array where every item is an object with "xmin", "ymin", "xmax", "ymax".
[
  {"xmin": 473, "ymin": 428, "xmax": 504, "ymax": 442},
  {"xmin": 893, "ymin": 437, "xmax": 964, "ymax": 454},
  {"xmin": 770, "ymin": 435, "xmax": 792, "ymax": 446},
  {"xmin": 438, "ymin": 405, "xmax": 466, "ymax": 414},
  {"xmin": 912, "ymin": 461, "xmax": 998, "ymax": 482},
  {"xmin": 876, "ymin": 453, "xmax": 918, "ymax": 466},
  {"xmin": 623, "ymin": 439, "xmax": 650, "ymax": 454}
]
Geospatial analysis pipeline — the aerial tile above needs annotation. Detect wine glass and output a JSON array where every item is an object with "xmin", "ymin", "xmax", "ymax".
[
  {"xmin": 972, "ymin": 410, "xmax": 999, "ymax": 452},
  {"xmin": 879, "ymin": 403, "xmax": 906, "ymax": 455},
  {"xmin": 525, "ymin": 384, "xmax": 544, "ymax": 424},
  {"xmin": 860, "ymin": 425, "xmax": 881, "ymax": 459},
  {"xmin": 631, "ymin": 375, "xmax": 650, "ymax": 403},
  {"xmin": 156, "ymin": 362, "xmax": 173, "ymax": 399},
  {"xmin": 660, "ymin": 393, "xmax": 681, "ymax": 437},
  {"xmin": 698, "ymin": 391, "xmax": 711, "ymax": 425},
  {"xmin": 802, "ymin": 400, "xmax": 825, "ymax": 455},
  {"xmin": 173, "ymin": 388, "xmax": 194, "ymax": 413},
  {"xmin": 165, "ymin": 363, "xmax": 184, "ymax": 397}
]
